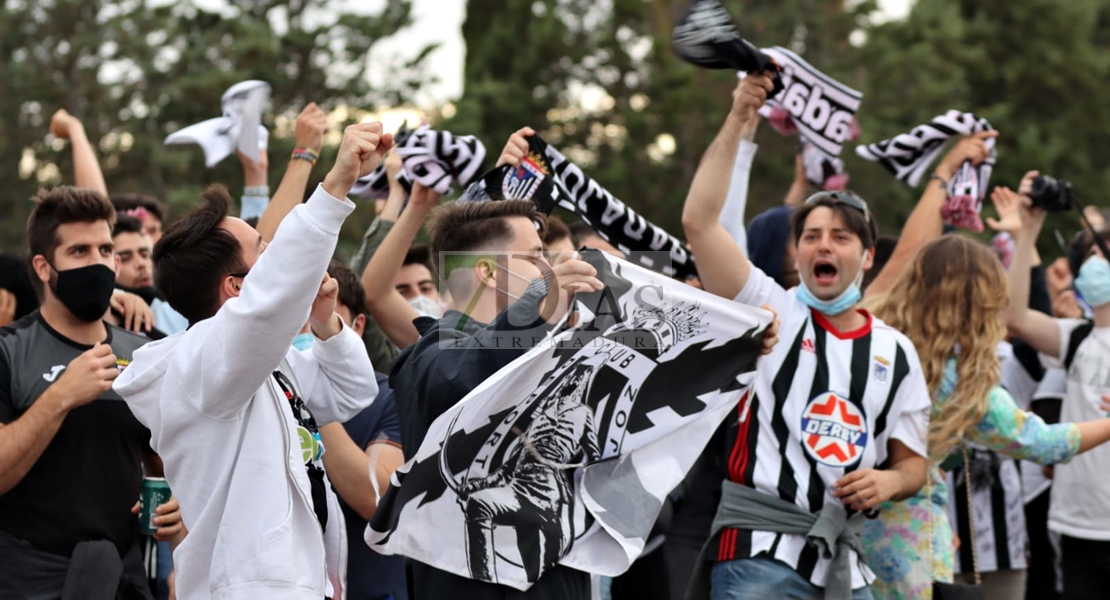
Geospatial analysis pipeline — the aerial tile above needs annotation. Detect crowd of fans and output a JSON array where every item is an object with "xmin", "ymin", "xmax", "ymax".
[{"xmin": 3, "ymin": 59, "xmax": 1110, "ymax": 600}]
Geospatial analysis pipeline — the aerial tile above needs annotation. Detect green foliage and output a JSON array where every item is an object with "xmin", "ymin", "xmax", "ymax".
[
  {"xmin": 447, "ymin": 0, "xmax": 1110, "ymax": 258},
  {"xmin": 0, "ymin": 0, "xmax": 431, "ymax": 254}
]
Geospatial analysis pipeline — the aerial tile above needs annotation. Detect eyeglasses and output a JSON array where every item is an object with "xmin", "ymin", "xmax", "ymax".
[
  {"xmin": 804, "ymin": 190, "xmax": 870, "ymax": 223},
  {"xmin": 229, "ymin": 271, "xmax": 250, "ymax": 279}
]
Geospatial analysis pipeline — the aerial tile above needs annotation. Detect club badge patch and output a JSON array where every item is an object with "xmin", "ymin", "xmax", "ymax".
[
  {"xmin": 800, "ymin": 392, "xmax": 868, "ymax": 467},
  {"xmin": 502, "ymin": 155, "xmax": 547, "ymax": 201},
  {"xmin": 872, "ymin": 356, "xmax": 890, "ymax": 383}
]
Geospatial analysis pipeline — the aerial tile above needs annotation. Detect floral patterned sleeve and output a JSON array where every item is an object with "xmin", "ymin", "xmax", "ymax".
[{"xmin": 966, "ymin": 385, "xmax": 1081, "ymax": 465}]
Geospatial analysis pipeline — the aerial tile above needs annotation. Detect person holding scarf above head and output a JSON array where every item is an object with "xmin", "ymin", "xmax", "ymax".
[{"xmin": 682, "ymin": 71, "xmax": 932, "ymax": 600}]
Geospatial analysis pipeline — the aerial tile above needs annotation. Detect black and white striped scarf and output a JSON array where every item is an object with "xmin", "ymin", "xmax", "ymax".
[
  {"xmin": 350, "ymin": 124, "xmax": 487, "ymax": 198},
  {"xmin": 856, "ymin": 110, "xmax": 996, "ymax": 231},
  {"xmin": 459, "ymin": 134, "xmax": 696, "ymax": 279}
]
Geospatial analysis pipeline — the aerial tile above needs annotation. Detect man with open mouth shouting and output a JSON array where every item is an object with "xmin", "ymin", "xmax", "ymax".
[{"xmin": 681, "ymin": 70, "xmax": 932, "ymax": 600}]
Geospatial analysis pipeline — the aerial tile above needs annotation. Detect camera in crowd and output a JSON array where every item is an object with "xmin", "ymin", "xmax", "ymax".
[{"xmin": 1029, "ymin": 175, "xmax": 1076, "ymax": 212}]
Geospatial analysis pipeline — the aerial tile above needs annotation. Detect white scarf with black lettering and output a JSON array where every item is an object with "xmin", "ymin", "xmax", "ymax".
[{"xmin": 351, "ymin": 124, "xmax": 487, "ymax": 199}]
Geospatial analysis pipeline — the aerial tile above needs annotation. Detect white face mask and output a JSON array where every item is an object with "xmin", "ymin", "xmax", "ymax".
[
  {"xmin": 488, "ymin": 261, "xmax": 540, "ymax": 301},
  {"xmin": 408, "ymin": 295, "xmax": 442, "ymax": 318}
]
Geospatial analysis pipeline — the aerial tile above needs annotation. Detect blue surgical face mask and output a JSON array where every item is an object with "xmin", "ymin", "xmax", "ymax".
[
  {"xmin": 795, "ymin": 251, "xmax": 867, "ymax": 316},
  {"xmin": 292, "ymin": 332, "xmax": 315, "ymax": 352},
  {"xmin": 1075, "ymin": 256, "xmax": 1110, "ymax": 308}
]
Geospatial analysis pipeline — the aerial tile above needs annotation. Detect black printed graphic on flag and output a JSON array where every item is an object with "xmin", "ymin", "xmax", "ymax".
[{"xmin": 367, "ymin": 251, "xmax": 771, "ymax": 590}]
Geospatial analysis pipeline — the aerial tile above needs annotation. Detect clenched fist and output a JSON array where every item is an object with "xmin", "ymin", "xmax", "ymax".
[
  {"xmin": 322, "ymin": 123, "xmax": 394, "ymax": 200},
  {"xmin": 48, "ymin": 343, "xmax": 119, "ymax": 411}
]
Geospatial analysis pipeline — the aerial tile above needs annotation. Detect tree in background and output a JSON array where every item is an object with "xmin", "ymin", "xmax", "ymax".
[
  {"xmin": 446, "ymin": 0, "xmax": 871, "ymax": 237},
  {"xmin": 0, "ymin": 0, "xmax": 434, "ymax": 251},
  {"xmin": 446, "ymin": 0, "xmax": 1110, "ymax": 254},
  {"xmin": 855, "ymin": 0, "xmax": 1110, "ymax": 249}
]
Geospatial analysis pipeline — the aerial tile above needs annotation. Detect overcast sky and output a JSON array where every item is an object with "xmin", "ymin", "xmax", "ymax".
[{"xmin": 361, "ymin": 0, "xmax": 913, "ymax": 106}]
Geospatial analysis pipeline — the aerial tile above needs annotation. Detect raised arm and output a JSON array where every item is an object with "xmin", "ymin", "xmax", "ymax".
[
  {"xmin": 999, "ymin": 177, "xmax": 1063, "ymax": 357},
  {"xmin": 719, "ymin": 117, "xmax": 760, "ymax": 249},
  {"xmin": 188, "ymin": 124, "xmax": 393, "ymax": 419},
  {"xmin": 681, "ymin": 73, "xmax": 774, "ymax": 300},
  {"xmin": 782, "ymin": 152, "xmax": 809, "ymax": 208},
  {"xmin": 864, "ymin": 131, "xmax": 997, "ymax": 298},
  {"xmin": 256, "ymin": 103, "xmax": 328, "ymax": 242},
  {"xmin": 350, "ymin": 151, "xmax": 407, "ymax": 277},
  {"xmin": 361, "ymin": 184, "xmax": 441, "ymax": 349},
  {"xmin": 50, "ymin": 109, "xmax": 108, "ymax": 196},
  {"xmin": 237, "ymin": 144, "xmax": 269, "ymax": 220}
]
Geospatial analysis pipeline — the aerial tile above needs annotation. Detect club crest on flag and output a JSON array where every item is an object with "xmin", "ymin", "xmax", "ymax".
[{"xmin": 800, "ymin": 392, "xmax": 868, "ymax": 468}]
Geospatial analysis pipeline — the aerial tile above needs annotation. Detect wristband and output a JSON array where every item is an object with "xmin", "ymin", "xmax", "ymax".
[
  {"xmin": 243, "ymin": 185, "xmax": 269, "ymax": 197},
  {"xmin": 930, "ymin": 173, "xmax": 949, "ymax": 186},
  {"xmin": 291, "ymin": 147, "xmax": 319, "ymax": 165}
]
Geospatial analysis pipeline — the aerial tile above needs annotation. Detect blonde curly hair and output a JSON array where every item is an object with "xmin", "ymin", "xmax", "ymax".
[{"xmin": 870, "ymin": 235, "xmax": 1009, "ymax": 461}]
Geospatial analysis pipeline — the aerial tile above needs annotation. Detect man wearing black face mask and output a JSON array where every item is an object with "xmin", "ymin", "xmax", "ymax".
[{"xmin": 0, "ymin": 186, "xmax": 182, "ymax": 599}]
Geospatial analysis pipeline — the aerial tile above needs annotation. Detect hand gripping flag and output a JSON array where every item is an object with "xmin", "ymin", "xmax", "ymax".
[{"xmin": 367, "ymin": 250, "xmax": 771, "ymax": 590}]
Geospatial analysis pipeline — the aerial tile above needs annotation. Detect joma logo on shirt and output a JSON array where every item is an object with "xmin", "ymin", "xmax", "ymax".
[{"xmin": 42, "ymin": 365, "xmax": 65, "ymax": 382}]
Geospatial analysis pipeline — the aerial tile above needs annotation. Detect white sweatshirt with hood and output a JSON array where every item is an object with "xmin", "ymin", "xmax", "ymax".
[{"xmin": 115, "ymin": 185, "xmax": 377, "ymax": 600}]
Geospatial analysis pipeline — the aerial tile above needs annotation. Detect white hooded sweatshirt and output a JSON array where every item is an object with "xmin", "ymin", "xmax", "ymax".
[{"xmin": 115, "ymin": 185, "xmax": 376, "ymax": 600}]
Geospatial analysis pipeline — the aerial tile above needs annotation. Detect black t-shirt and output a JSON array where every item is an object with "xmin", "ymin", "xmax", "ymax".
[
  {"xmin": 0, "ymin": 311, "xmax": 151, "ymax": 557},
  {"xmin": 340, "ymin": 372, "xmax": 408, "ymax": 600}
]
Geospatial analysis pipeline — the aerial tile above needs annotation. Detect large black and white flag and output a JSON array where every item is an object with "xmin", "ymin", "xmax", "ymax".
[{"xmin": 367, "ymin": 251, "xmax": 771, "ymax": 590}]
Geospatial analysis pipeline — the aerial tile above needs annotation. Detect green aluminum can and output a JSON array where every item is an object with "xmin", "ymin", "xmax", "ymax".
[{"xmin": 139, "ymin": 477, "xmax": 172, "ymax": 535}]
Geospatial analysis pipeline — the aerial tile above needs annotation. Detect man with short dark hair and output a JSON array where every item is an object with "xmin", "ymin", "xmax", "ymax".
[
  {"xmin": 388, "ymin": 192, "xmax": 604, "ymax": 600},
  {"xmin": 115, "ymin": 124, "xmax": 388, "ymax": 600},
  {"xmin": 396, "ymin": 244, "xmax": 441, "ymax": 315},
  {"xmin": 682, "ymin": 73, "xmax": 930, "ymax": 600},
  {"xmin": 0, "ymin": 186, "xmax": 182, "ymax": 599}
]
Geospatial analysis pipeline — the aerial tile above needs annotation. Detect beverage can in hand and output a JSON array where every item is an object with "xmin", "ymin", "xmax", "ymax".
[{"xmin": 139, "ymin": 477, "xmax": 172, "ymax": 535}]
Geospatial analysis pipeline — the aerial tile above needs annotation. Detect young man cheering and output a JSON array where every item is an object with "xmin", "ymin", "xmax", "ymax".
[{"xmin": 682, "ymin": 72, "xmax": 931, "ymax": 600}]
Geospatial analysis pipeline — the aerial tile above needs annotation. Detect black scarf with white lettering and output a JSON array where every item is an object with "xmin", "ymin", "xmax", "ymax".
[{"xmin": 459, "ymin": 134, "xmax": 696, "ymax": 279}]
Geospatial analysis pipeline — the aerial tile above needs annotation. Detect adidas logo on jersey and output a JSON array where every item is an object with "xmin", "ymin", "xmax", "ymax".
[{"xmin": 801, "ymin": 338, "xmax": 816, "ymax": 354}]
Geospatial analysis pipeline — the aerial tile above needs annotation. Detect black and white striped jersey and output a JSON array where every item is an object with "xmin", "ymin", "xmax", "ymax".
[{"xmin": 716, "ymin": 266, "xmax": 931, "ymax": 590}]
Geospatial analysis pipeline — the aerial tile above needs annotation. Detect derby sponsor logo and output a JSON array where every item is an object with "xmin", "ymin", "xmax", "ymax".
[{"xmin": 800, "ymin": 391, "xmax": 868, "ymax": 468}]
